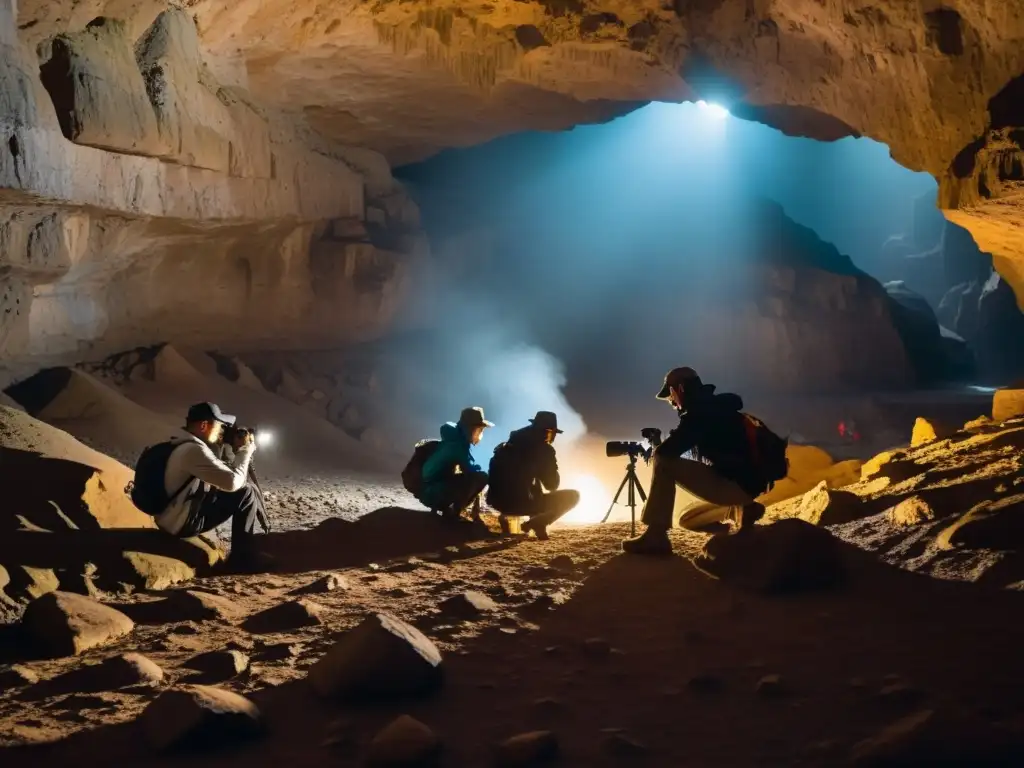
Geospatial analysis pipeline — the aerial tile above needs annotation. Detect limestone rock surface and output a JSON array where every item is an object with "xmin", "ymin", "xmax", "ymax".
[{"xmin": 14, "ymin": 0, "xmax": 1024, "ymax": 303}]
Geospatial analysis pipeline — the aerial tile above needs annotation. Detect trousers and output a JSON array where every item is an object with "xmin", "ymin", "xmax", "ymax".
[
  {"xmin": 178, "ymin": 481, "xmax": 262, "ymax": 551},
  {"xmin": 641, "ymin": 454, "xmax": 754, "ymax": 531}
]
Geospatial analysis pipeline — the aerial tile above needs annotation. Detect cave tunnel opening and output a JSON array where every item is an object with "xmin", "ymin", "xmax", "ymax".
[{"xmin": 390, "ymin": 101, "xmax": 1024, "ymax": 455}]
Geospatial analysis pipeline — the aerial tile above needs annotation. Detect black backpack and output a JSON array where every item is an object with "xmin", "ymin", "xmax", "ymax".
[
  {"xmin": 401, "ymin": 439, "xmax": 441, "ymax": 498},
  {"xmin": 741, "ymin": 413, "xmax": 790, "ymax": 491},
  {"xmin": 127, "ymin": 441, "xmax": 192, "ymax": 516}
]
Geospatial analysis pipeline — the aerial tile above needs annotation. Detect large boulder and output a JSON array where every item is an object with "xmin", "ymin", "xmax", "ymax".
[
  {"xmin": 21, "ymin": 591, "xmax": 134, "ymax": 657},
  {"xmin": 306, "ymin": 613, "xmax": 443, "ymax": 700},
  {"xmin": 693, "ymin": 519, "xmax": 846, "ymax": 594}
]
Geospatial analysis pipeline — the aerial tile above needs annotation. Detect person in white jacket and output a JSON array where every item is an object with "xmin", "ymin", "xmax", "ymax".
[{"xmin": 156, "ymin": 402, "xmax": 272, "ymax": 571}]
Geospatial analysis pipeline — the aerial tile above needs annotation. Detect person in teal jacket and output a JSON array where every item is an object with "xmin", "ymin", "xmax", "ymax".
[{"xmin": 421, "ymin": 406, "xmax": 493, "ymax": 521}]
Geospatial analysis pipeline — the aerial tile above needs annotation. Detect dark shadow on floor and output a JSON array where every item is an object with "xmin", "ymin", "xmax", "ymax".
[
  {"xmin": 8, "ymin": 529, "xmax": 1024, "ymax": 767},
  {"xmin": 258, "ymin": 507, "xmax": 519, "ymax": 574},
  {"xmin": 0, "ymin": 447, "xmax": 106, "ymax": 532}
]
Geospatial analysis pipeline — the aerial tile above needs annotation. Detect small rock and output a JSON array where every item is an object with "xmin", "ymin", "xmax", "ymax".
[
  {"xmin": 547, "ymin": 555, "xmax": 575, "ymax": 572},
  {"xmin": 141, "ymin": 685, "xmax": 264, "ymax": 751},
  {"xmin": 134, "ymin": 590, "xmax": 240, "ymax": 624},
  {"xmin": 482, "ymin": 571, "xmax": 502, "ymax": 581},
  {"xmin": 185, "ymin": 650, "xmax": 249, "ymax": 681},
  {"xmin": 0, "ymin": 664, "xmax": 39, "ymax": 688},
  {"xmin": 242, "ymin": 599, "xmax": 323, "ymax": 634},
  {"xmin": 14, "ymin": 566, "xmax": 60, "ymax": 600},
  {"xmin": 687, "ymin": 673, "xmax": 724, "ymax": 693},
  {"xmin": 798, "ymin": 481, "xmax": 865, "ymax": 526},
  {"xmin": 366, "ymin": 715, "xmax": 441, "ymax": 766},
  {"xmin": 257, "ymin": 642, "xmax": 302, "ymax": 661},
  {"xmin": 603, "ymin": 732, "xmax": 649, "ymax": 757},
  {"xmin": 123, "ymin": 552, "xmax": 195, "ymax": 591},
  {"xmin": 171, "ymin": 623, "xmax": 201, "ymax": 635},
  {"xmin": 910, "ymin": 417, "xmax": 956, "ymax": 446},
  {"xmin": 887, "ymin": 497, "xmax": 936, "ymax": 527},
  {"xmin": 21, "ymin": 591, "xmax": 134, "ymax": 657},
  {"xmin": 496, "ymin": 730, "xmax": 559, "ymax": 767},
  {"xmin": 295, "ymin": 574, "xmax": 351, "ymax": 594},
  {"xmin": 307, "ymin": 612, "xmax": 443, "ymax": 700},
  {"xmin": 756, "ymin": 674, "xmax": 787, "ymax": 696},
  {"xmin": 438, "ymin": 591, "xmax": 498, "ymax": 620}
]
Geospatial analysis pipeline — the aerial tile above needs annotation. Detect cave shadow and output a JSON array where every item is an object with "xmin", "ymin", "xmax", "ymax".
[
  {"xmin": 11, "ymin": 532, "xmax": 1024, "ymax": 767},
  {"xmin": 257, "ymin": 506, "xmax": 524, "ymax": 574},
  {"xmin": 0, "ymin": 447, "xmax": 106, "ymax": 532}
]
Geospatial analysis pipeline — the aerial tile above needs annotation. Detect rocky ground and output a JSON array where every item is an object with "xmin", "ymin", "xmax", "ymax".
[
  {"xmin": 3, "ymin": 510, "xmax": 1024, "ymax": 767},
  {"xmin": 2, "ymin": 348, "xmax": 1024, "ymax": 765}
]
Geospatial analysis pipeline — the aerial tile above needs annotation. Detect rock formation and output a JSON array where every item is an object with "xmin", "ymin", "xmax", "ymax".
[
  {"xmin": 0, "ymin": 3, "xmax": 428, "ymax": 387},
  {"xmin": 12, "ymin": 0, "xmax": 1024, "ymax": 306}
]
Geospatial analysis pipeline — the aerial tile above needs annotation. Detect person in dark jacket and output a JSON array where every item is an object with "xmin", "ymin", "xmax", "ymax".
[
  {"xmin": 622, "ymin": 367, "xmax": 767, "ymax": 556},
  {"xmin": 420, "ymin": 406, "xmax": 492, "ymax": 522},
  {"xmin": 486, "ymin": 411, "xmax": 580, "ymax": 539}
]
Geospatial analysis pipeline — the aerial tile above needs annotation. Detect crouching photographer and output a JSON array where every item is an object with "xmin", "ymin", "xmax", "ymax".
[
  {"xmin": 621, "ymin": 367, "xmax": 788, "ymax": 556},
  {"xmin": 128, "ymin": 402, "xmax": 274, "ymax": 573}
]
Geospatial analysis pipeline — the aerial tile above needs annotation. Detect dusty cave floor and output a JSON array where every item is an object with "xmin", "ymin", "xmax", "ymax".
[{"xmin": 3, "ymin": 475, "xmax": 1024, "ymax": 766}]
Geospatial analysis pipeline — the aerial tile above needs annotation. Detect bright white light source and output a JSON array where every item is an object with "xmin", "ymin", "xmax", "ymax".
[
  {"xmin": 696, "ymin": 100, "xmax": 730, "ymax": 119},
  {"xmin": 256, "ymin": 430, "xmax": 275, "ymax": 448},
  {"xmin": 559, "ymin": 473, "xmax": 611, "ymax": 525}
]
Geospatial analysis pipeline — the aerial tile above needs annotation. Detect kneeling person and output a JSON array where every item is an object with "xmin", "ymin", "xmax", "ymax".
[
  {"xmin": 487, "ymin": 411, "xmax": 579, "ymax": 539},
  {"xmin": 133, "ymin": 402, "xmax": 273, "ymax": 572},
  {"xmin": 420, "ymin": 406, "xmax": 493, "ymax": 522},
  {"xmin": 622, "ymin": 368, "xmax": 776, "ymax": 556}
]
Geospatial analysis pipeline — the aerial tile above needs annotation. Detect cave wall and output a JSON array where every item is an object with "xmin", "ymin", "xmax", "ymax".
[{"xmin": 0, "ymin": 2, "xmax": 429, "ymax": 386}]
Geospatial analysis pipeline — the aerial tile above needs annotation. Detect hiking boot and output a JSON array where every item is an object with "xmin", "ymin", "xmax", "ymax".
[
  {"xmin": 521, "ymin": 517, "xmax": 550, "ymax": 541},
  {"xmin": 621, "ymin": 528, "xmax": 673, "ymax": 556}
]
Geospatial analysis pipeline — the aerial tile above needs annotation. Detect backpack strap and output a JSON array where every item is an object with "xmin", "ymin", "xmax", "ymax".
[{"xmin": 164, "ymin": 438, "xmax": 196, "ymax": 508}]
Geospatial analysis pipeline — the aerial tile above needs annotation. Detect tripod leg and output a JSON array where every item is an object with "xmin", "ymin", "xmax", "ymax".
[
  {"xmin": 632, "ymin": 474, "xmax": 648, "ymax": 503},
  {"xmin": 601, "ymin": 471, "xmax": 632, "ymax": 523}
]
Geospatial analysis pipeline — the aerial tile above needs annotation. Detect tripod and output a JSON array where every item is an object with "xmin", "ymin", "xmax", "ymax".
[{"xmin": 601, "ymin": 454, "xmax": 648, "ymax": 537}]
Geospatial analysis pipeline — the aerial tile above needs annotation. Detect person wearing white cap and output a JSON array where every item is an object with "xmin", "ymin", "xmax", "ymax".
[
  {"xmin": 131, "ymin": 402, "xmax": 273, "ymax": 572},
  {"xmin": 420, "ymin": 406, "xmax": 494, "ymax": 522}
]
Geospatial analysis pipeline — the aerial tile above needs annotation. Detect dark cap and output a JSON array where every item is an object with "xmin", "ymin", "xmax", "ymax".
[
  {"xmin": 529, "ymin": 410, "xmax": 563, "ymax": 433},
  {"xmin": 656, "ymin": 367, "xmax": 701, "ymax": 400},
  {"xmin": 459, "ymin": 406, "xmax": 494, "ymax": 429},
  {"xmin": 186, "ymin": 402, "xmax": 236, "ymax": 426}
]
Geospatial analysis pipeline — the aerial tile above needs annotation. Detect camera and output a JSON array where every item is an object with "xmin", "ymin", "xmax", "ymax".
[
  {"xmin": 605, "ymin": 427, "xmax": 662, "ymax": 460},
  {"xmin": 222, "ymin": 424, "xmax": 255, "ymax": 445}
]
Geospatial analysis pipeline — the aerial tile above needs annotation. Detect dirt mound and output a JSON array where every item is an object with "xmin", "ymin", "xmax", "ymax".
[
  {"xmin": 0, "ymin": 405, "xmax": 145, "ymax": 532},
  {"xmin": 7, "ymin": 367, "xmax": 178, "ymax": 463}
]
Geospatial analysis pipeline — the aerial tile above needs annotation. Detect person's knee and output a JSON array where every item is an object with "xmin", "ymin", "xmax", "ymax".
[{"xmin": 562, "ymin": 489, "xmax": 581, "ymax": 508}]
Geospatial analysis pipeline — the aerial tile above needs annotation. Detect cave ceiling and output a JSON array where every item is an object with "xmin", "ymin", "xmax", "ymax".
[{"xmin": 15, "ymin": 1, "xmax": 1024, "ymax": 301}]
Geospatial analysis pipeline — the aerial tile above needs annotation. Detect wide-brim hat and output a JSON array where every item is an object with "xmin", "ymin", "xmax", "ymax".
[
  {"xmin": 459, "ymin": 406, "xmax": 494, "ymax": 429},
  {"xmin": 656, "ymin": 367, "xmax": 701, "ymax": 400},
  {"xmin": 529, "ymin": 410, "xmax": 563, "ymax": 433}
]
